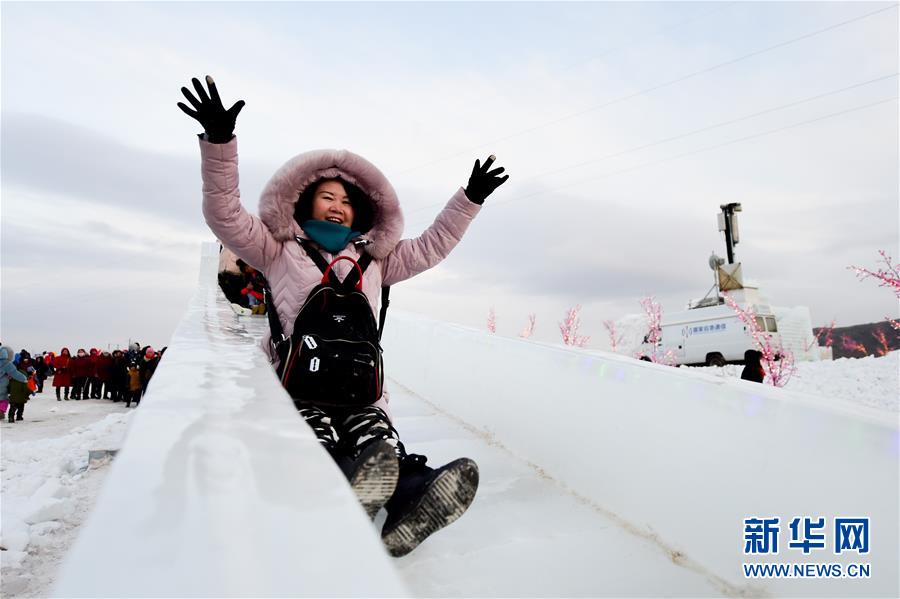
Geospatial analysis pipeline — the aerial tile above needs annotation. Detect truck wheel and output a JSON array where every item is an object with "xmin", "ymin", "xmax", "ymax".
[{"xmin": 706, "ymin": 353, "xmax": 726, "ymax": 367}]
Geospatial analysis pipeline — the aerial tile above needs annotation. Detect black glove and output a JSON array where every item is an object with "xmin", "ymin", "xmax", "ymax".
[
  {"xmin": 464, "ymin": 155, "xmax": 509, "ymax": 205},
  {"xmin": 177, "ymin": 75, "xmax": 245, "ymax": 144}
]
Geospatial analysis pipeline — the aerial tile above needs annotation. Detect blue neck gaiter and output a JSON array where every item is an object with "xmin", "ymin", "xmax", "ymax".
[{"xmin": 301, "ymin": 220, "xmax": 361, "ymax": 253}]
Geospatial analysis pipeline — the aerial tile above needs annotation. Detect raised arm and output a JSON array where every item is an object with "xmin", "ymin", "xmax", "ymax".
[
  {"xmin": 178, "ymin": 75, "xmax": 278, "ymax": 270},
  {"xmin": 2, "ymin": 361, "xmax": 28, "ymax": 384},
  {"xmin": 381, "ymin": 155, "xmax": 508, "ymax": 286}
]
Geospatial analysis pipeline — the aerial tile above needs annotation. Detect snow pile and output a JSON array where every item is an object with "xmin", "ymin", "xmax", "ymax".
[
  {"xmin": 1, "ymin": 398, "xmax": 134, "ymax": 597},
  {"xmin": 602, "ymin": 312, "xmax": 896, "ymax": 412},
  {"xmin": 690, "ymin": 351, "xmax": 899, "ymax": 412},
  {"xmin": 606, "ymin": 312, "xmax": 648, "ymax": 355}
]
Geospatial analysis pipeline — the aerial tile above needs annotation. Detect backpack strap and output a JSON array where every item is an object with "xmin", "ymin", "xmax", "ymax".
[
  {"xmin": 297, "ymin": 237, "xmax": 373, "ymax": 289},
  {"xmin": 378, "ymin": 286, "xmax": 391, "ymax": 342},
  {"xmin": 296, "ymin": 238, "xmax": 332, "ymax": 277},
  {"xmin": 343, "ymin": 253, "xmax": 373, "ymax": 289},
  {"xmin": 263, "ymin": 281, "xmax": 287, "ymax": 357}
]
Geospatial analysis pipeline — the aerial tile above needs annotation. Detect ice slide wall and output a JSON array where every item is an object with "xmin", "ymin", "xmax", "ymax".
[
  {"xmin": 54, "ymin": 243, "xmax": 410, "ymax": 597},
  {"xmin": 55, "ymin": 243, "xmax": 898, "ymax": 596},
  {"xmin": 381, "ymin": 313, "xmax": 899, "ymax": 597}
]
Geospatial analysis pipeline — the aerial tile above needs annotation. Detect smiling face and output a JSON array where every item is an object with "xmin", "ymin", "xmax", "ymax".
[{"xmin": 310, "ymin": 180, "xmax": 355, "ymax": 227}]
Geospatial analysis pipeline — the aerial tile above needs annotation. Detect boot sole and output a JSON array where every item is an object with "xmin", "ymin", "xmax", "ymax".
[
  {"xmin": 382, "ymin": 458, "xmax": 479, "ymax": 557},
  {"xmin": 349, "ymin": 442, "xmax": 399, "ymax": 520}
]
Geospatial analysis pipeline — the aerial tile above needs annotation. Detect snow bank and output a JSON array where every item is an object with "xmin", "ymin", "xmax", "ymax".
[
  {"xmin": 1, "ymin": 399, "xmax": 133, "ymax": 597},
  {"xmin": 691, "ymin": 351, "xmax": 899, "ymax": 412}
]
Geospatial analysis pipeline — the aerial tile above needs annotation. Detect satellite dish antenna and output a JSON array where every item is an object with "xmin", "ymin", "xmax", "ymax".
[{"xmin": 709, "ymin": 253, "xmax": 725, "ymax": 270}]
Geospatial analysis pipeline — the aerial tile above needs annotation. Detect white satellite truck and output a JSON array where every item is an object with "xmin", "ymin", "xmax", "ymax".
[
  {"xmin": 640, "ymin": 203, "xmax": 782, "ymax": 367},
  {"xmin": 648, "ymin": 299, "xmax": 781, "ymax": 367}
]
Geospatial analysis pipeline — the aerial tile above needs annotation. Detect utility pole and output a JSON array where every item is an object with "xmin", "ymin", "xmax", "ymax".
[{"xmin": 718, "ymin": 203, "xmax": 742, "ymax": 264}]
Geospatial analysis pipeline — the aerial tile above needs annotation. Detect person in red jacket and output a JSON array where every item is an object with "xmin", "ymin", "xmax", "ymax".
[
  {"xmin": 52, "ymin": 348, "xmax": 73, "ymax": 401},
  {"xmin": 69, "ymin": 349, "xmax": 92, "ymax": 400},
  {"xmin": 86, "ymin": 348, "xmax": 101, "ymax": 398},
  {"xmin": 140, "ymin": 347, "xmax": 161, "ymax": 397},
  {"xmin": 240, "ymin": 281, "xmax": 266, "ymax": 315},
  {"xmin": 95, "ymin": 350, "xmax": 114, "ymax": 399}
]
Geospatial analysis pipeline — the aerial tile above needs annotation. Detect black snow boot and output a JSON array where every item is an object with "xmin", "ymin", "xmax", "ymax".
[
  {"xmin": 339, "ymin": 439, "xmax": 399, "ymax": 520},
  {"xmin": 381, "ymin": 454, "xmax": 479, "ymax": 557}
]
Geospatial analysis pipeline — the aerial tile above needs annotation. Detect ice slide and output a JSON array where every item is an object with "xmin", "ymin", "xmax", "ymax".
[{"xmin": 55, "ymin": 243, "xmax": 898, "ymax": 597}]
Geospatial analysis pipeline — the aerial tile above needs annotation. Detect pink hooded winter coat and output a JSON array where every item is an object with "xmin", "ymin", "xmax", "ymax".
[{"xmin": 200, "ymin": 137, "xmax": 481, "ymax": 410}]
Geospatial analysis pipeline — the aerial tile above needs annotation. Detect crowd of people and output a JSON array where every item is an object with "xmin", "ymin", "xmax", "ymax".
[{"xmin": 0, "ymin": 342, "xmax": 166, "ymax": 423}]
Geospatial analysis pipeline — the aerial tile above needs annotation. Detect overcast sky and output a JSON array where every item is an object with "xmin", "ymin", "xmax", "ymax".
[{"xmin": 2, "ymin": 1, "xmax": 897, "ymax": 353}]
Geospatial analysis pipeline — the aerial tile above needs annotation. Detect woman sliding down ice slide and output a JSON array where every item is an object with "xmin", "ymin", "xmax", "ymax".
[{"xmin": 178, "ymin": 75, "xmax": 509, "ymax": 556}]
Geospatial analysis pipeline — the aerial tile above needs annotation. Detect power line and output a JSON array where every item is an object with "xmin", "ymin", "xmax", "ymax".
[
  {"xmin": 488, "ymin": 96, "xmax": 898, "ymax": 210},
  {"xmin": 404, "ymin": 73, "xmax": 898, "ymax": 221},
  {"xmin": 513, "ymin": 74, "xmax": 899, "ymax": 185},
  {"xmin": 398, "ymin": 3, "xmax": 898, "ymax": 176},
  {"xmin": 557, "ymin": 1, "xmax": 739, "ymax": 74}
]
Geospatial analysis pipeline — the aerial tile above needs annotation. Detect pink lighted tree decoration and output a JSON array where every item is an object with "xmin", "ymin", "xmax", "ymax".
[
  {"xmin": 723, "ymin": 293, "xmax": 795, "ymax": 387},
  {"xmin": 805, "ymin": 319, "xmax": 836, "ymax": 352},
  {"xmin": 603, "ymin": 320, "xmax": 624, "ymax": 353},
  {"xmin": 559, "ymin": 305, "xmax": 590, "ymax": 347},
  {"xmin": 487, "ymin": 307, "xmax": 496, "ymax": 334},
  {"xmin": 849, "ymin": 250, "xmax": 900, "ymax": 330},
  {"xmin": 840, "ymin": 335, "xmax": 867, "ymax": 357},
  {"xmin": 872, "ymin": 329, "xmax": 890, "ymax": 357},
  {"xmin": 519, "ymin": 313, "xmax": 536, "ymax": 339},
  {"xmin": 634, "ymin": 296, "xmax": 676, "ymax": 365}
]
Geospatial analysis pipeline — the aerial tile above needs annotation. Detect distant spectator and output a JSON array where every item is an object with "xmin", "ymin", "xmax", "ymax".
[
  {"xmin": 239, "ymin": 260, "xmax": 268, "ymax": 309},
  {"xmin": 95, "ymin": 350, "xmax": 114, "ymax": 399},
  {"xmin": 86, "ymin": 348, "xmax": 101, "ymax": 398},
  {"xmin": 7, "ymin": 362, "xmax": 33, "ymax": 423},
  {"xmin": 33, "ymin": 355, "xmax": 50, "ymax": 393},
  {"xmin": 140, "ymin": 347, "xmax": 161, "ymax": 396},
  {"xmin": 53, "ymin": 348, "xmax": 73, "ymax": 401},
  {"xmin": 109, "ymin": 350, "xmax": 128, "ymax": 402},
  {"xmin": 126, "ymin": 361, "xmax": 142, "ymax": 407},
  {"xmin": 70, "ymin": 348, "xmax": 92, "ymax": 400},
  {"xmin": 126, "ymin": 342, "xmax": 142, "ymax": 364},
  {"xmin": 741, "ymin": 349, "xmax": 765, "ymax": 383},
  {"xmin": 16, "ymin": 349, "xmax": 32, "ymax": 368},
  {"xmin": 218, "ymin": 246, "xmax": 248, "ymax": 306},
  {"xmin": 1, "ymin": 347, "xmax": 29, "ymax": 419},
  {"xmin": 44, "ymin": 352, "xmax": 56, "ymax": 377},
  {"xmin": 241, "ymin": 281, "xmax": 266, "ymax": 314}
]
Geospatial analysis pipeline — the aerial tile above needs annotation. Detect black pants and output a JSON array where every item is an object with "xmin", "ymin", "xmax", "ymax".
[
  {"xmin": 297, "ymin": 404, "xmax": 403, "ymax": 460},
  {"xmin": 55, "ymin": 386, "xmax": 70, "ymax": 400},
  {"xmin": 94, "ymin": 380, "xmax": 109, "ymax": 398},
  {"xmin": 86, "ymin": 377, "xmax": 102, "ymax": 398},
  {"xmin": 72, "ymin": 377, "xmax": 86, "ymax": 399},
  {"xmin": 36, "ymin": 376, "xmax": 45, "ymax": 393},
  {"xmin": 8, "ymin": 402, "xmax": 24, "ymax": 421},
  {"xmin": 126, "ymin": 390, "xmax": 141, "ymax": 407}
]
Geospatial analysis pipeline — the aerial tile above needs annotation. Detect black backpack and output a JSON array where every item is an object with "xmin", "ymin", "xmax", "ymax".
[{"xmin": 265, "ymin": 239, "xmax": 390, "ymax": 408}]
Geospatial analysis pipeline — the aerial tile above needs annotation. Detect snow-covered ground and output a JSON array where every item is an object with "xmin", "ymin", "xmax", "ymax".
[
  {"xmin": 1, "ymin": 353, "xmax": 896, "ymax": 597},
  {"xmin": 613, "ymin": 308, "xmax": 899, "ymax": 412},
  {"xmin": 690, "ymin": 351, "xmax": 899, "ymax": 412},
  {"xmin": 0, "ymin": 393, "xmax": 135, "ymax": 597}
]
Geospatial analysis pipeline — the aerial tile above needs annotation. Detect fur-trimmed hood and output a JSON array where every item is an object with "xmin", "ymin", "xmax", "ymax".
[{"xmin": 258, "ymin": 149, "xmax": 403, "ymax": 260}]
